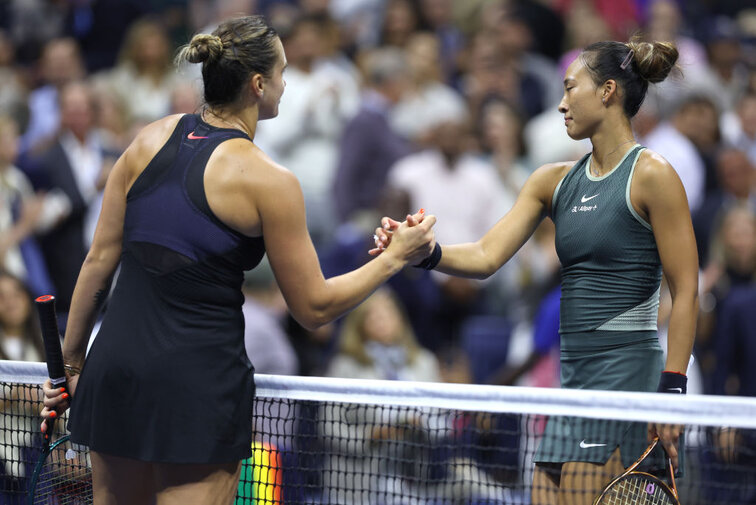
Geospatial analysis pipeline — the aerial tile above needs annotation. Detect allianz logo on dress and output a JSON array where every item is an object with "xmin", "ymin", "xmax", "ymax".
[{"xmin": 572, "ymin": 204, "xmax": 598, "ymax": 213}]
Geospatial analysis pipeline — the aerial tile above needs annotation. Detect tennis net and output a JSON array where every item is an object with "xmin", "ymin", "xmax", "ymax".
[{"xmin": 2, "ymin": 359, "xmax": 756, "ymax": 504}]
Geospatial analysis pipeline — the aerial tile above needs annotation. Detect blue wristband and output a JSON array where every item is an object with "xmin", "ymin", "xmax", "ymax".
[
  {"xmin": 414, "ymin": 243, "xmax": 442, "ymax": 270},
  {"xmin": 657, "ymin": 371, "xmax": 687, "ymax": 394}
]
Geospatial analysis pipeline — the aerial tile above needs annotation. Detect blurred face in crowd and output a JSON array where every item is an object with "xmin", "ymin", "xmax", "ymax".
[
  {"xmin": 258, "ymin": 38, "xmax": 287, "ymax": 121},
  {"xmin": 0, "ymin": 120, "xmax": 19, "ymax": 169},
  {"xmin": 648, "ymin": 0, "xmax": 682, "ymax": 42},
  {"xmin": 0, "ymin": 30, "xmax": 14, "ymax": 67},
  {"xmin": 559, "ymin": 57, "xmax": 605, "ymax": 140},
  {"xmin": 717, "ymin": 149, "xmax": 754, "ymax": 199},
  {"xmin": 675, "ymin": 100, "xmax": 719, "ymax": 149},
  {"xmin": 41, "ymin": 38, "xmax": 84, "ymax": 88},
  {"xmin": 0, "ymin": 276, "xmax": 31, "ymax": 332},
  {"xmin": 361, "ymin": 291, "xmax": 404, "ymax": 346},
  {"xmin": 420, "ymin": 0, "xmax": 452, "ymax": 28},
  {"xmin": 60, "ymin": 83, "xmax": 96, "ymax": 140},
  {"xmin": 406, "ymin": 33, "xmax": 441, "ymax": 84},
  {"xmin": 432, "ymin": 119, "xmax": 470, "ymax": 163},
  {"xmin": 287, "ymin": 20, "xmax": 322, "ymax": 69},
  {"xmin": 481, "ymin": 99, "xmax": 523, "ymax": 156},
  {"xmin": 720, "ymin": 207, "xmax": 756, "ymax": 276},
  {"xmin": 383, "ymin": 0, "xmax": 418, "ymax": 45},
  {"xmin": 133, "ymin": 24, "xmax": 171, "ymax": 71}
]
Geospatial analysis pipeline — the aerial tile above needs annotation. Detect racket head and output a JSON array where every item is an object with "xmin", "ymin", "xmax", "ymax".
[
  {"xmin": 593, "ymin": 471, "xmax": 680, "ymax": 505},
  {"xmin": 27, "ymin": 435, "xmax": 93, "ymax": 505}
]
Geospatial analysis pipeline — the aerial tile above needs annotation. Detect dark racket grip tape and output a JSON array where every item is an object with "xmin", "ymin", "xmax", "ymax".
[{"xmin": 35, "ymin": 295, "xmax": 67, "ymax": 440}]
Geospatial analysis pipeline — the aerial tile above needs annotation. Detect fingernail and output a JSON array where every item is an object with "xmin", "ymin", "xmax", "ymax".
[
  {"xmin": 61, "ymin": 393, "xmax": 69, "ymax": 400},
  {"xmin": 383, "ymin": 223, "xmax": 390, "ymax": 230},
  {"xmin": 60, "ymin": 387, "xmax": 65, "ymax": 392},
  {"xmin": 373, "ymin": 234, "xmax": 378, "ymax": 242},
  {"xmin": 49, "ymin": 411, "xmax": 57, "ymax": 419},
  {"xmin": 419, "ymin": 208, "xmax": 425, "ymax": 214}
]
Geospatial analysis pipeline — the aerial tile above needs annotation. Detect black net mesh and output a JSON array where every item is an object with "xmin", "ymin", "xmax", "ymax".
[{"xmin": 2, "ymin": 365, "xmax": 756, "ymax": 504}]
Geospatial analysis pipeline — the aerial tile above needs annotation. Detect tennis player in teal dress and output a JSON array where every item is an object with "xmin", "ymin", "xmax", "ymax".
[{"xmin": 373, "ymin": 38, "xmax": 698, "ymax": 505}]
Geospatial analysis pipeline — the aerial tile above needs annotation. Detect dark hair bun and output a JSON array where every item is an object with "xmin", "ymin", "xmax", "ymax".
[
  {"xmin": 627, "ymin": 39, "xmax": 679, "ymax": 84},
  {"xmin": 179, "ymin": 34, "xmax": 224, "ymax": 65}
]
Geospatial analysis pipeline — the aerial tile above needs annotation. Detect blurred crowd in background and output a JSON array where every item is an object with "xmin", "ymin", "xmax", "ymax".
[{"xmin": 0, "ymin": 0, "xmax": 754, "ymax": 400}]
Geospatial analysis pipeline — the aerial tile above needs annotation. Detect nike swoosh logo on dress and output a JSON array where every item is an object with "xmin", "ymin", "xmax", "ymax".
[
  {"xmin": 579, "ymin": 440, "xmax": 608, "ymax": 448},
  {"xmin": 581, "ymin": 194, "xmax": 599, "ymax": 203},
  {"xmin": 187, "ymin": 132, "xmax": 208, "ymax": 140}
]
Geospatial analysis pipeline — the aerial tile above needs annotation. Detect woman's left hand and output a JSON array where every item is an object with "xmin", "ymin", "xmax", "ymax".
[
  {"xmin": 369, "ymin": 209, "xmax": 425, "ymax": 256},
  {"xmin": 40, "ymin": 374, "xmax": 79, "ymax": 433},
  {"xmin": 648, "ymin": 422, "xmax": 683, "ymax": 472}
]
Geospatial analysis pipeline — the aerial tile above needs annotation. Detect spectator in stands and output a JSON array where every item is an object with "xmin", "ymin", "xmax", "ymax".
[
  {"xmin": 390, "ymin": 31, "xmax": 467, "ymax": 145},
  {"xmin": 686, "ymin": 16, "xmax": 749, "ymax": 113},
  {"xmin": 704, "ymin": 207, "xmax": 756, "ymax": 503},
  {"xmin": 0, "ymin": 271, "xmax": 45, "ymax": 487},
  {"xmin": 332, "ymin": 47, "xmax": 411, "ymax": 224},
  {"xmin": 494, "ymin": 5, "xmax": 563, "ymax": 115},
  {"xmin": 0, "ymin": 271, "xmax": 43, "ymax": 362},
  {"xmin": 693, "ymin": 148, "xmax": 755, "ymax": 266},
  {"xmin": 95, "ymin": 17, "xmax": 185, "ymax": 123},
  {"xmin": 0, "ymin": 30, "xmax": 27, "ymax": 128},
  {"xmin": 387, "ymin": 116, "xmax": 504, "ymax": 347},
  {"xmin": 416, "ymin": 0, "xmax": 464, "ymax": 84},
  {"xmin": 254, "ymin": 13, "xmax": 359, "ymax": 247},
  {"xmin": 326, "ymin": 287, "xmax": 440, "ymax": 381},
  {"xmin": 722, "ymin": 91, "xmax": 756, "ymax": 165},
  {"xmin": 32, "ymin": 81, "xmax": 116, "ymax": 313},
  {"xmin": 642, "ymin": 94, "xmax": 713, "ymax": 213},
  {"xmin": 320, "ymin": 287, "xmax": 440, "ymax": 504},
  {"xmin": 0, "ymin": 117, "xmax": 58, "ymax": 297},
  {"xmin": 20, "ymin": 38, "xmax": 85, "ymax": 154},
  {"xmin": 379, "ymin": 0, "xmax": 425, "ymax": 48},
  {"xmin": 242, "ymin": 260, "xmax": 298, "ymax": 376},
  {"xmin": 697, "ymin": 203, "xmax": 756, "ymax": 394}
]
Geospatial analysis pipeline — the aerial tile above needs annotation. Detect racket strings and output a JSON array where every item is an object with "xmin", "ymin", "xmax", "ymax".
[
  {"xmin": 33, "ymin": 451, "xmax": 93, "ymax": 504},
  {"xmin": 599, "ymin": 475, "xmax": 676, "ymax": 505}
]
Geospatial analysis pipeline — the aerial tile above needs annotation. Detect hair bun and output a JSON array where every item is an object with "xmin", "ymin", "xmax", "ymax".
[
  {"xmin": 626, "ymin": 39, "xmax": 679, "ymax": 84},
  {"xmin": 183, "ymin": 34, "xmax": 224, "ymax": 64}
]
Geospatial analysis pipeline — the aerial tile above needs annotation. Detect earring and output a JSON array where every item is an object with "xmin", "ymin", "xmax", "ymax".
[{"xmin": 602, "ymin": 97, "xmax": 606, "ymax": 105}]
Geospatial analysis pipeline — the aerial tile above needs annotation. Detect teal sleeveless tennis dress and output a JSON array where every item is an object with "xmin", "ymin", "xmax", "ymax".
[{"xmin": 535, "ymin": 145, "xmax": 674, "ymax": 471}]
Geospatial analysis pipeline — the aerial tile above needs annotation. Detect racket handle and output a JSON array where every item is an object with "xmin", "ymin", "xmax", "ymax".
[
  {"xmin": 35, "ymin": 295, "xmax": 66, "ymax": 384},
  {"xmin": 35, "ymin": 295, "xmax": 66, "ymax": 442}
]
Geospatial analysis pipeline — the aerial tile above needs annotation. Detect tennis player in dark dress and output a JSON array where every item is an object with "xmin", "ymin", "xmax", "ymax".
[
  {"xmin": 41, "ymin": 16, "xmax": 436, "ymax": 505},
  {"xmin": 374, "ymin": 38, "xmax": 698, "ymax": 505}
]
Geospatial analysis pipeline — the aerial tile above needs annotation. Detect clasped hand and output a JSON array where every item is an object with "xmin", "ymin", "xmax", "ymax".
[{"xmin": 369, "ymin": 209, "xmax": 436, "ymax": 266}]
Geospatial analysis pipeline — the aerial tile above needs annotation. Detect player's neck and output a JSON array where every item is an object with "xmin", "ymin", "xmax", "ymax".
[{"xmin": 590, "ymin": 121, "xmax": 635, "ymax": 176}]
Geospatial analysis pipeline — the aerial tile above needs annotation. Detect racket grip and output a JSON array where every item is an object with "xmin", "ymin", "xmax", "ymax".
[
  {"xmin": 35, "ymin": 295, "xmax": 66, "ymax": 442},
  {"xmin": 35, "ymin": 295, "xmax": 66, "ymax": 384}
]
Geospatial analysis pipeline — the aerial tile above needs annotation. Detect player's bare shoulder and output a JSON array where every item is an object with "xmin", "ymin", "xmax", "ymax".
[
  {"xmin": 525, "ymin": 160, "xmax": 577, "ymax": 202},
  {"xmin": 634, "ymin": 149, "xmax": 682, "ymax": 192},
  {"xmin": 129, "ymin": 115, "xmax": 184, "ymax": 160}
]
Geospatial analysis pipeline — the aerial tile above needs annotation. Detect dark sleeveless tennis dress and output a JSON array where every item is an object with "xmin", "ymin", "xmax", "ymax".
[{"xmin": 68, "ymin": 114, "xmax": 266, "ymax": 464}]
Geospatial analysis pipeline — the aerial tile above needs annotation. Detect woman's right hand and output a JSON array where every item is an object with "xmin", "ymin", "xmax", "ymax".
[
  {"xmin": 369, "ymin": 209, "xmax": 427, "ymax": 256},
  {"xmin": 40, "ymin": 374, "xmax": 78, "ymax": 433},
  {"xmin": 380, "ymin": 212, "xmax": 436, "ymax": 266}
]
